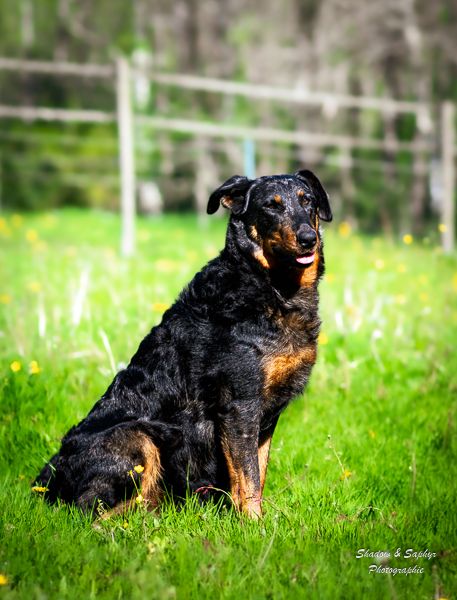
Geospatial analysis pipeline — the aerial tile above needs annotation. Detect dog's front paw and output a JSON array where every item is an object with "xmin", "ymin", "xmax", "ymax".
[{"xmin": 242, "ymin": 495, "xmax": 263, "ymax": 520}]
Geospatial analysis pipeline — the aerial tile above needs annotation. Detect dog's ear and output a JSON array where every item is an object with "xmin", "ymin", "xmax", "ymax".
[
  {"xmin": 207, "ymin": 175, "xmax": 254, "ymax": 215},
  {"xmin": 294, "ymin": 169, "xmax": 333, "ymax": 222}
]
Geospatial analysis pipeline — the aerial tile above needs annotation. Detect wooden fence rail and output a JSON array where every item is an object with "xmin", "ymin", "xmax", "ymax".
[{"xmin": 0, "ymin": 56, "xmax": 455, "ymax": 253}]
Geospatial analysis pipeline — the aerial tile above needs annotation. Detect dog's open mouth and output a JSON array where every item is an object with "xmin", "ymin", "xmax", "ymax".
[{"xmin": 295, "ymin": 252, "xmax": 315, "ymax": 266}]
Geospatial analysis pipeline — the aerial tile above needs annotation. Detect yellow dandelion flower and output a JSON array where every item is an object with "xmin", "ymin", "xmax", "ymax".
[
  {"xmin": 10, "ymin": 361, "xmax": 21, "ymax": 373},
  {"xmin": 0, "ymin": 294, "xmax": 12, "ymax": 304},
  {"xmin": 318, "ymin": 332, "xmax": 329, "ymax": 345},
  {"xmin": 151, "ymin": 302, "xmax": 170, "ymax": 313},
  {"xmin": 128, "ymin": 470, "xmax": 133, "ymax": 477},
  {"xmin": 396, "ymin": 263, "xmax": 407, "ymax": 274},
  {"xmin": 29, "ymin": 360, "xmax": 41, "ymax": 375},
  {"xmin": 374, "ymin": 259, "xmax": 385, "ymax": 270},
  {"xmin": 395, "ymin": 294, "xmax": 406, "ymax": 305},
  {"xmin": 25, "ymin": 229, "xmax": 39, "ymax": 243},
  {"xmin": 31, "ymin": 486, "xmax": 48, "ymax": 493},
  {"xmin": 27, "ymin": 281, "xmax": 42, "ymax": 293},
  {"xmin": 135, "ymin": 494, "xmax": 144, "ymax": 504},
  {"xmin": 402, "ymin": 234, "xmax": 413, "ymax": 245},
  {"xmin": 419, "ymin": 292, "xmax": 429, "ymax": 303},
  {"xmin": 340, "ymin": 469, "xmax": 352, "ymax": 480},
  {"xmin": 0, "ymin": 574, "xmax": 8, "ymax": 586},
  {"xmin": 11, "ymin": 214, "xmax": 23, "ymax": 227},
  {"xmin": 438, "ymin": 223, "xmax": 447, "ymax": 233},
  {"xmin": 134, "ymin": 465, "xmax": 144, "ymax": 473},
  {"xmin": 338, "ymin": 221, "xmax": 352, "ymax": 238},
  {"xmin": 123, "ymin": 521, "xmax": 129, "ymax": 529},
  {"xmin": 418, "ymin": 274, "xmax": 429, "ymax": 286}
]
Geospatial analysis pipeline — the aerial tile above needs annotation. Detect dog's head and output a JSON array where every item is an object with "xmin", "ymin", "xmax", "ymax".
[{"xmin": 207, "ymin": 170, "xmax": 332, "ymax": 271}]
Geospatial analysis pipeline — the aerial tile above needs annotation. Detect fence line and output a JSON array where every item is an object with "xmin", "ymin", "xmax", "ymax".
[
  {"xmin": 0, "ymin": 57, "xmax": 113, "ymax": 78},
  {"xmin": 0, "ymin": 105, "xmax": 114, "ymax": 123},
  {"xmin": 147, "ymin": 71, "xmax": 432, "ymax": 117},
  {"xmin": 137, "ymin": 115, "xmax": 433, "ymax": 153},
  {"xmin": 0, "ymin": 57, "xmax": 431, "ymax": 115},
  {"xmin": 0, "ymin": 105, "xmax": 433, "ymax": 154},
  {"xmin": 0, "ymin": 56, "xmax": 455, "ymax": 252}
]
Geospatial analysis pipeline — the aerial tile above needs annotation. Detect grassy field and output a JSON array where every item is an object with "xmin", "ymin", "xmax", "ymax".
[{"xmin": 0, "ymin": 209, "xmax": 456, "ymax": 599}]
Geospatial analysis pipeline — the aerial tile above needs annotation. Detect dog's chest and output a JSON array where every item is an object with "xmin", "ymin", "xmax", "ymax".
[{"xmin": 260, "ymin": 304, "xmax": 319, "ymax": 403}]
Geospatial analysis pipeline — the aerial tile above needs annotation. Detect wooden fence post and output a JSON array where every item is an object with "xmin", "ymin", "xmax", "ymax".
[
  {"xmin": 441, "ymin": 101, "xmax": 455, "ymax": 253},
  {"xmin": 116, "ymin": 56, "xmax": 136, "ymax": 257}
]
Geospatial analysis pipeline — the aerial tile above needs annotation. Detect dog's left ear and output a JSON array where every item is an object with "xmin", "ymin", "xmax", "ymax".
[
  {"xmin": 294, "ymin": 169, "xmax": 333, "ymax": 222},
  {"xmin": 207, "ymin": 175, "xmax": 254, "ymax": 215}
]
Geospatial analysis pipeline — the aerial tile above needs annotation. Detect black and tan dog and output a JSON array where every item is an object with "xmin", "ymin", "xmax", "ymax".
[{"xmin": 35, "ymin": 170, "xmax": 332, "ymax": 519}]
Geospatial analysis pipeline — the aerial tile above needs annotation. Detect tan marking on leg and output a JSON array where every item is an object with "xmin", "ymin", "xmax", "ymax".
[
  {"xmin": 258, "ymin": 435, "xmax": 273, "ymax": 494},
  {"xmin": 221, "ymin": 435, "xmax": 241, "ymax": 508},
  {"xmin": 98, "ymin": 432, "xmax": 162, "ymax": 520},
  {"xmin": 221, "ymin": 436, "xmax": 262, "ymax": 519},
  {"xmin": 239, "ymin": 475, "xmax": 262, "ymax": 519},
  {"xmin": 137, "ymin": 433, "xmax": 162, "ymax": 509}
]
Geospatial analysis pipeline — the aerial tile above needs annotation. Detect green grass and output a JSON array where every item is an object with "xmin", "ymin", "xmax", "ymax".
[{"xmin": 0, "ymin": 209, "xmax": 456, "ymax": 599}]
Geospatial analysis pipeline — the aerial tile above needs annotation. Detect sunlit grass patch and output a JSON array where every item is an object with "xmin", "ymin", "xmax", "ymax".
[{"xmin": 0, "ymin": 209, "xmax": 456, "ymax": 599}]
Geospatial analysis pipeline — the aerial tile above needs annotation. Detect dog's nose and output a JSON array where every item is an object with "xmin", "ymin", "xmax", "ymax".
[{"xmin": 297, "ymin": 227, "xmax": 317, "ymax": 249}]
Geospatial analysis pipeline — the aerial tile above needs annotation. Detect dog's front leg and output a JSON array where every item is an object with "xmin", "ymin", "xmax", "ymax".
[
  {"xmin": 258, "ymin": 414, "xmax": 280, "ymax": 495},
  {"xmin": 220, "ymin": 406, "xmax": 262, "ymax": 519}
]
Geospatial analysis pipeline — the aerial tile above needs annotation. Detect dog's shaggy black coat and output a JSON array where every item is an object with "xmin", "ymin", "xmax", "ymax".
[{"xmin": 35, "ymin": 170, "xmax": 332, "ymax": 518}]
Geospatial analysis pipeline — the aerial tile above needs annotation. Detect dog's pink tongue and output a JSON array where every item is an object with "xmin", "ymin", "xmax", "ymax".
[{"xmin": 296, "ymin": 253, "xmax": 315, "ymax": 265}]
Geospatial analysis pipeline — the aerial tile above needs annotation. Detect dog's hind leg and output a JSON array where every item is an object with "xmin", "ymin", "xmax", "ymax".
[
  {"xmin": 76, "ymin": 425, "xmax": 163, "ymax": 516},
  {"xmin": 133, "ymin": 431, "xmax": 163, "ymax": 509}
]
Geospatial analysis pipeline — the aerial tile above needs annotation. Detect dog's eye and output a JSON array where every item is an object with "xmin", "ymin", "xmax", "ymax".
[
  {"xmin": 263, "ymin": 198, "xmax": 283, "ymax": 210},
  {"xmin": 300, "ymin": 196, "xmax": 312, "ymax": 206}
]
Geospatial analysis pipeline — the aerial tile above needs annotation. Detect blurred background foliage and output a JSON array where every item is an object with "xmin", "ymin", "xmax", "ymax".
[{"xmin": 0, "ymin": 0, "xmax": 456, "ymax": 236}]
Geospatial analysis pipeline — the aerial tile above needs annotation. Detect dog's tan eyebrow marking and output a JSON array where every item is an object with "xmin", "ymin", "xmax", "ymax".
[
  {"xmin": 274, "ymin": 194, "xmax": 282, "ymax": 204},
  {"xmin": 297, "ymin": 190, "xmax": 305, "ymax": 198}
]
